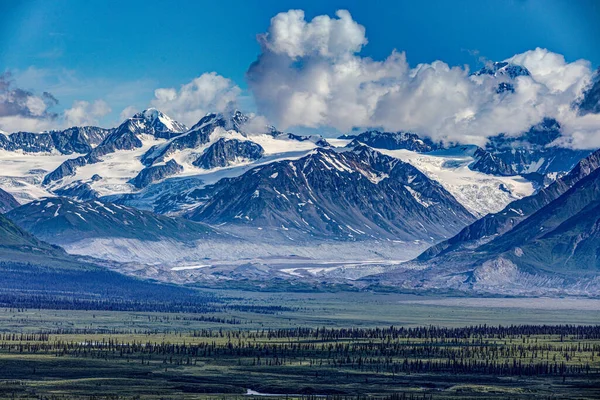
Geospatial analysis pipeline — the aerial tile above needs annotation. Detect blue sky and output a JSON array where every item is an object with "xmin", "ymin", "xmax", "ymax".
[{"xmin": 0, "ymin": 0, "xmax": 599, "ymax": 136}]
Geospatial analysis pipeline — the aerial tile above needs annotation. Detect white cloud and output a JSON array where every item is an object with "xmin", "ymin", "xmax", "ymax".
[
  {"xmin": 260, "ymin": 9, "xmax": 367, "ymax": 58},
  {"xmin": 248, "ymin": 9, "xmax": 600, "ymax": 148},
  {"xmin": 64, "ymin": 99, "xmax": 111, "ymax": 127},
  {"xmin": 508, "ymin": 49, "xmax": 591, "ymax": 93},
  {"xmin": 150, "ymin": 72, "xmax": 241, "ymax": 126},
  {"xmin": 0, "ymin": 116, "xmax": 52, "ymax": 133},
  {"xmin": 119, "ymin": 105, "xmax": 138, "ymax": 122}
]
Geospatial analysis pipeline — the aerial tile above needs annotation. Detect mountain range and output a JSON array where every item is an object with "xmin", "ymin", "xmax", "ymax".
[{"xmin": 0, "ymin": 62, "xmax": 599, "ymax": 296}]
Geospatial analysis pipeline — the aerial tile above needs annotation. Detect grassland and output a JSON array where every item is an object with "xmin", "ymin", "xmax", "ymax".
[{"xmin": 0, "ymin": 291, "xmax": 599, "ymax": 399}]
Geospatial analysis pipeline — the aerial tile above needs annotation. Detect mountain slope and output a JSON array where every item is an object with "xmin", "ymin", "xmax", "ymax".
[
  {"xmin": 475, "ymin": 165, "xmax": 600, "ymax": 272},
  {"xmin": 193, "ymin": 138, "xmax": 264, "ymax": 169},
  {"xmin": 0, "ymin": 211, "xmax": 215, "ymax": 306},
  {"xmin": 141, "ymin": 112, "xmax": 239, "ymax": 166},
  {"xmin": 419, "ymin": 148, "xmax": 600, "ymax": 260},
  {"xmin": 187, "ymin": 146, "xmax": 475, "ymax": 241},
  {"xmin": 0, "ymin": 188, "xmax": 19, "ymax": 213},
  {"xmin": 372, "ymin": 145, "xmax": 535, "ymax": 218},
  {"xmin": 7, "ymin": 197, "xmax": 214, "ymax": 245},
  {"xmin": 0, "ymin": 212, "xmax": 62, "ymax": 254}
]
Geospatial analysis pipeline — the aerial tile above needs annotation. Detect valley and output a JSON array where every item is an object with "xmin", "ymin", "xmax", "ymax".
[{"xmin": 0, "ymin": 293, "xmax": 599, "ymax": 399}]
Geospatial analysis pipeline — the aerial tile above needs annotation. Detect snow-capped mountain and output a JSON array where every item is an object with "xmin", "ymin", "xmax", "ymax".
[
  {"xmin": 473, "ymin": 61, "xmax": 531, "ymax": 94},
  {"xmin": 0, "ymin": 126, "xmax": 111, "ymax": 155},
  {"xmin": 140, "ymin": 112, "xmax": 229, "ymax": 167},
  {"xmin": 186, "ymin": 145, "xmax": 475, "ymax": 241},
  {"xmin": 470, "ymin": 119, "xmax": 592, "ymax": 176},
  {"xmin": 43, "ymin": 109, "xmax": 188, "ymax": 185},
  {"xmin": 0, "ymin": 105, "xmax": 596, "ymax": 290},
  {"xmin": 369, "ymin": 148, "xmax": 600, "ymax": 296},
  {"xmin": 137, "ymin": 108, "xmax": 188, "ymax": 138},
  {"xmin": 0, "ymin": 107, "xmax": 554, "ymax": 220},
  {"xmin": 419, "ymin": 148, "xmax": 600, "ymax": 261},
  {"xmin": 346, "ymin": 130, "xmax": 441, "ymax": 152},
  {"xmin": 367, "ymin": 144, "xmax": 535, "ymax": 217}
]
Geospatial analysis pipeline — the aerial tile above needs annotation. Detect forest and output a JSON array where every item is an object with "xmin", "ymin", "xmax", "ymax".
[{"xmin": 0, "ymin": 306, "xmax": 598, "ymax": 399}]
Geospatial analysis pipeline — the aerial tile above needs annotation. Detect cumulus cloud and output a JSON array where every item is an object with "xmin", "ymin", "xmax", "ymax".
[
  {"xmin": 259, "ymin": 9, "xmax": 367, "ymax": 58},
  {"xmin": 0, "ymin": 72, "xmax": 59, "ymax": 132},
  {"xmin": 64, "ymin": 99, "xmax": 111, "ymax": 127},
  {"xmin": 247, "ymin": 9, "xmax": 600, "ymax": 148},
  {"xmin": 150, "ymin": 72, "xmax": 241, "ymax": 126}
]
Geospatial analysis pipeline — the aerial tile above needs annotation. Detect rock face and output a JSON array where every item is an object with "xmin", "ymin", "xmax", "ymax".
[
  {"xmin": 43, "ymin": 109, "xmax": 187, "ymax": 184},
  {"xmin": 130, "ymin": 160, "xmax": 184, "ymax": 189},
  {"xmin": 193, "ymin": 138, "xmax": 264, "ymax": 169},
  {"xmin": 0, "ymin": 188, "xmax": 19, "ymax": 213},
  {"xmin": 470, "ymin": 148, "xmax": 517, "ymax": 176},
  {"xmin": 7, "ymin": 197, "xmax": 214, "ymax": 244},
  {"xmin": 0, "ymin": 126, "xmax": 111, "ymax": 154},
  {"xmin": 187, "ymin": 146, "xmax": 475, "ymax": 241},
  {"xmin": 419, "ymin": 148, "xmax": 600, "ymax": 261},
  {"xmin": 348, "ymin": 131, "xmax": 440, "ymax": 152},
  {"xmin": 43, "ymin": 155, "xmax": 89, "ymax": 185}
]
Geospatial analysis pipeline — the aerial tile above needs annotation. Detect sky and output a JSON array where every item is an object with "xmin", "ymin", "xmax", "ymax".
[{"xmin": 1, "ymin": 0, "xmax": 599, "ymax": 146}]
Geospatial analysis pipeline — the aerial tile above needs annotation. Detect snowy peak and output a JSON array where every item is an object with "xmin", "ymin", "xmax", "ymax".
[
  {"xmin": 132, "ymin": 108, "xmax": 188, "ymax": 138},
  {"xmin": 187, "ymin": 110, "xmax": 247, "ymax": 134},
  {"xmin": 475, "ymin": 61, "xmax": 531, "ymax": 79},
  {"xmin": 43, "ymin": 110, "xmax": 186, "ymax": 185},
  {"xmin": 116, "ymin": 108, "xmax": 187, "ymax": 140},
  {"xmin": 140, "ymin": 110, "xmax": 256, "ymax": 168}
]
